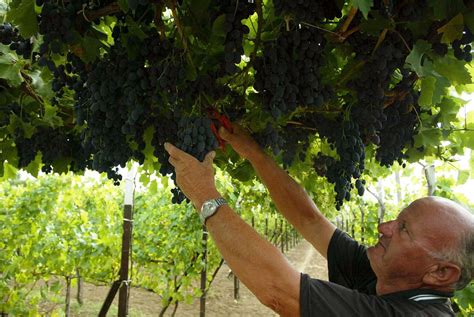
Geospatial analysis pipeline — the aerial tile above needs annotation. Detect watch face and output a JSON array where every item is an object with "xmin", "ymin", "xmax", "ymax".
[{"xmin": 202, "ymin": 201, "xmax": 216, "ymax": 214}]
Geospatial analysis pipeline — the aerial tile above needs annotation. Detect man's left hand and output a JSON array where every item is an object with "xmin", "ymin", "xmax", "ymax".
[{"xmin": 164, "ymin": 142, "xmax": 220, "ymax": 209}]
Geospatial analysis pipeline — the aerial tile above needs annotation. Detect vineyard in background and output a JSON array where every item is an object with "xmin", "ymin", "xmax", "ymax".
[
  {"xmin": 0, "ymin": 171, "xmax": 302, "ymax": 315},
  {"xmin": 1, "ymin": 159, "xmax": 473, "ymax": 315}
]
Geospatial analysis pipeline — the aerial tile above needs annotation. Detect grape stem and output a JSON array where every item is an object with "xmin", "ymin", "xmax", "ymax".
[
  {"xmin": 166, "ymin": 0, "xmax": 197, "ymax": 71},
  {"xmin": 299, "ymin": 21, "xmax": 342, "ymax": 38},
  {"xmin": 340, "ymin": 7, "xmax": 358, "ymax": 33},
  {"xmin": 19, "ymin": 71, "xmax": 45, "ymax": 116},
  {"xmin": 372, "ymin": 29, "xmax": 388, "ymax": 56},
  {"xmin": 153, "ymin": 3, "xmax": 167, "ymax": 40},
  {"xmin": 82, "ymin": 2, "xmax": 121, "ymax": 22}
]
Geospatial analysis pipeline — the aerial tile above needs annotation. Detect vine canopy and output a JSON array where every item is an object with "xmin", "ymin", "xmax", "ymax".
[{"xmin": 0, "ymin": 0, "xmax": 473, "ymax": 208}]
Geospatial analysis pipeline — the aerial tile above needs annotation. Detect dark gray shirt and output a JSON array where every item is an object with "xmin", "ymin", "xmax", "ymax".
[{"xmin": 300, "ymin": 229, "xmax": 455, "ymax": 316}]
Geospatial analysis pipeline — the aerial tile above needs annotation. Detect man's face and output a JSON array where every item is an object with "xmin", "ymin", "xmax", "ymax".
[{"xmin": 366, "ymin": 199, "xmax": 458, "ymax": 289}]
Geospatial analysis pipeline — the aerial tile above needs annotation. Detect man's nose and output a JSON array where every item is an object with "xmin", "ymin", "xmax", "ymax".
[{"xmin": 378, "ymin": 220, "xmax": 396, "ymax": 237}]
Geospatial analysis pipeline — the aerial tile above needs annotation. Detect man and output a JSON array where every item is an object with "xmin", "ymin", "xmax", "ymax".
[{"xmin": 164, "ymin": 123, "xmax": 474, "ymax": 316}]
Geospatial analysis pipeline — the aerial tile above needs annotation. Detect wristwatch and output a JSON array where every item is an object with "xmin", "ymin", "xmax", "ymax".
[{"xmin": 200, "ymin": 197, "xmax": 227, "ymax": 224}]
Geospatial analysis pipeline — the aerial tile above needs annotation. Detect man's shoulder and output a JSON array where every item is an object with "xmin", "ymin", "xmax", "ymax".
[{"xmin": 300, "ymin": 275, "xmax": 455, "ymax": 317}]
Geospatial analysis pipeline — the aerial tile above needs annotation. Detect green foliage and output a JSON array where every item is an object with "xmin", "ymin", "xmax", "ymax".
[{"xmin": 0, "ymin": 0, "xmax": 471, "ymax": 210}]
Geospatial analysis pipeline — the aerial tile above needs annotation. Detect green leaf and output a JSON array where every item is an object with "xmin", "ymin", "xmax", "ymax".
[
  {"xmin": 466, "ymin": 110, "xmax": 474, "ymax": 129},
  {"xmin": 0, "ymin": 52, "xmax": 23, "ymax": 86},
  {"xmin": 189, "ymin": 0, "xmax": 211, "ymax": 20},
  {"xmin": 428, "ymin": 0, "xmax": 466, "ymax": 20},
  {"xmin": 118, "ymin": 0, "xmax": 129, "ymax": 12},
  {"xmin": 405, "ymin": 40, "xmax": 432, "ymax": 77},
  {"xmin": 351, "ymin": 0, "xmax": 373, "ymax": 19},
  {"xmin": 81, "ymin": 36, "xmax": 105, "ymax": 63},
  {"xmin": 6, "ymin": 0, "xmax": 38, "ymax": 38},
  {"xmin": 419, "ymin": 76, "xmax": 437, "ymax": 108},
  {"xmin": 359, "ymin": 13, "xmax": 392, "ymax": 35},
  {"xmin": 457, "ymin": 170, "xmax": 470, "ymax": 185},
  {"xmin": 1, "ymin": 162, "xmax": 18, "ymax": 180},
  {"xmin": 43, "ymin": 104, "xmax": 63, "ymax": 126},
  {"xmin": 437, "ymin": 14, "xmax": 464, "ymax": 44},
  {"xmin": 433, "ymin": 56, "xmax": 472, "ymax": 85},
  {"xmin": 413, "ymin": 127, "xmax": 442, "ymax": 148},
  {"xmin": 465, "ymin": 11, "xmax": 474, "ymax": 34}
]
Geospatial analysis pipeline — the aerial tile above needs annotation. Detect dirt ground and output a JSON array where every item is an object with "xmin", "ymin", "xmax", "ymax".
[{"xmin": 71, "ymin": 239, "xmax": 328, "ymax": 316}]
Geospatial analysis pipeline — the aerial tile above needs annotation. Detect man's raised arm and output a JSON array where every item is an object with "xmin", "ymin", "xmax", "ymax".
[
  {"xmin": 219, "ymin": 125, "xmax": 336, "ymax": 258},
  {"xmin": 164, "ymin": 143, "xmax": 300, "ymax": 316}
]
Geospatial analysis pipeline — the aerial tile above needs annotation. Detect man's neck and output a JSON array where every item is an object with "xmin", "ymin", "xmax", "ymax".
[{"xmin": 376, "ymin": 280, "xmax": 454, "ymax": 296}]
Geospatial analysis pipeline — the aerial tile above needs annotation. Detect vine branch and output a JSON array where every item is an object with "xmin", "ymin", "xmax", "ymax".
[{"xmin": 82, "ymin": 2, "xmax": 121, "ymax": 21}]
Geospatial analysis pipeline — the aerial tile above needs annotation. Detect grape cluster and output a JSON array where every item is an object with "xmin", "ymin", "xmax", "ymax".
[
  {"xmin": 216, "ymin": 0, "xmax": 255, "ymax": 74},
  {"xmin": 14, "ymin": 127, "xmax": 90, "ymax": 173},
  {"xmin": 176, "ymin": 117, "xmax": 220, "ymax": 162},
  {"xmin": 312, "ymin": 118, "xmax": 366, "ymax": 210},
  {"xmin": 152, "ymin": 113, "xmax": 221, "ymax": 204},
  {"xmin": 254, "ymin": 26, "xmax": 332, "ymax": 119},
  {"xmin": 280, "ymin": 124, "xmax": 311, "ymax": 167},
  {"xmin": 253, "ymin": 123, "xmax": 286, "ymax": 157},
  {"xmin": 0, "ymin": 23, "xmax": 32, "ymax": 59},
  {"xmin": 273, "ymin": 0, "xmax": 342, "ymax": 22},
  {"xmin": 452, "ymin": 28, "xmax": 473, "ymax": 63},
  {"xmin": 376, "ymin": 76, "xmax": 420, "ymax": 167},
  {"xmin": 348, "ymin": 33, "xmax": 408, "ymax": 144},
  {"xmin": 36, "ymin": 1, "xmax": 83, "ymax": 55}
]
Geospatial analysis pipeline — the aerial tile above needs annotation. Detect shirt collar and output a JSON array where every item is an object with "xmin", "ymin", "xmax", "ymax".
[{"xmin": 380, "ymin": 288, "xmax": 454, "ymax": 303}]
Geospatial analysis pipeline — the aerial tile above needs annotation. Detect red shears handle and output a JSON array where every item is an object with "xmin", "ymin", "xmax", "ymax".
[{"xmin": 208, "ymin": 109, "xmax": 233, "ymax": 150}]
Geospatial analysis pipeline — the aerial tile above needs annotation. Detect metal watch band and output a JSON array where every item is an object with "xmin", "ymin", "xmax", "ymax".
[{"xmin": 200, "ymin": 197, "xmax": 227, "ymax": 224}]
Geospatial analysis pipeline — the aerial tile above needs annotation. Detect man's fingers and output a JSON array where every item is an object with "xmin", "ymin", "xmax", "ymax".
[
  {"xmin": 218, "ymin": 125, "xmax": 232, "ymax": 141},
  {"xmin": 203, "ymin": 151, "xmax": 216, "ymax": 166},
  {"xmin": 168, "ymin": 156, "xmax": 179, "ymax": 167},
  {"xmin": 164, "ymin": 142, "xmax": 193, "ymax": 161}
]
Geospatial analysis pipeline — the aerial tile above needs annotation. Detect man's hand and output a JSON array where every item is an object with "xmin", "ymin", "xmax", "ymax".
[
  {"xmin": 218, "ymin": 124, "xmax": 263, "ymax": 162},
  {"xmin": 164, "ymin": 143, "xmax": 221, "ymax": 209}
]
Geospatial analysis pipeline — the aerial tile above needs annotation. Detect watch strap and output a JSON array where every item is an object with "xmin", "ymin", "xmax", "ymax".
[{"xmin": 200, "ymin": 197, "xmax": 227, "ymax": 224}]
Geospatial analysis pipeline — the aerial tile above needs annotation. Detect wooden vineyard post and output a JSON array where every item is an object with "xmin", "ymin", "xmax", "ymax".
[
  {"xmin": 65, "ymin": 276, "xmax": 71, "ymax": 317},
  {"xmin": 99, "ymin": 170, "xmax": 135, "ymax": 317},
  {"xmin": 200, "ymin": 225, "xmax": 208, "ymax": 317},
  {"xmin": 280, "ymin": 218, "xmax": 284, "ymax": 254}
]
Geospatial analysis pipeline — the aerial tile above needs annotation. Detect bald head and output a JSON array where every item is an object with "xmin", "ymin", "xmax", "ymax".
[
  {"xmin": 410, "ymin": 196, "xmax": 474, "ymax": 290},
  {"xmin": 411, "ymin": 196, "xmax": 474, "ymax": 236}
]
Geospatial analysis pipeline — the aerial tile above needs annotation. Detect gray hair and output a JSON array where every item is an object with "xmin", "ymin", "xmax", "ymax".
[{"xmin": 430, "ymin": 229, "xmax": 474, "ymax": 290}]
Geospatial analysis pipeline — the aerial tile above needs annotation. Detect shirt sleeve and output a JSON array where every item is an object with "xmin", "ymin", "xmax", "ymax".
[
  {"xmin": 327, "ymin": 229, "xmax": 376, "ymax": 293},
  {"xmin": 299, "ymin": 274, "xmax": 452, "ymax": 317}
]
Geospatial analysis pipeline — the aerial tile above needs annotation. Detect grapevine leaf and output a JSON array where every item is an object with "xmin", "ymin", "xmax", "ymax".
[
  {"xmin": 6, "ymin": 0, "xmax": 38, "ymax": 38},
  {"xmin": 351, "ymin": 0, "xmax": 373, "ymax": 19},
  {"xmin": 413, "ymin": 127, "xmax": 442, "ymax": 148},
  {"xmin": 428, "ymin": 0, "xmax": 466, "ymax": 21},
  {"xmin": 43, "ymin": 104, "xmax": 63, "ymax": 127},
  {"xmin": 457, "ymin": 170, "xmax": 470, "ymax": 185},
  {"xmin": 419, "ymin": 76, "xmax": 437, "ymax": 109},
  {"xmin": 433, "ymin": 56, "xmax": 472, "ymax": 85},
  {"xmin": 465, "ymin": 11, "xmax": 474, "ymax": 34},
  {"xmin": 81, "ymin": 36, "xmax": 106, "ymax": 63},
  {"xmin": 432, "ymin": 76, "xmax": 450, "ymax": 105},
  {"xmin": 0, "ymin": 52, "xmax": 23, "ymax": 87},
  {"xmin": 228, "ymin": 161, "xmax": 255, "ymax": 182},
  {"xmin": 437, "ymin": 14, "xmax": 464, "ymax": 44},
  {"xmin": 24, "ymin": 153, "xmax": 41, "ymax": 177},
  {"xmin": 189, "ymin": 0, "xmax": 211, "ymax": 20},
  {"xmin": 118, "ymin": 0, "xmax": 129, "ymax": 12},
  {"xmin": 1, "ymin": 162, "xmax": 18, "ymax": 180},
  {"xmin": 437, "ymin": 97, "xmax": 462, "ymax": 127},
  {"xmin": 467, "ymin": 110, "xmax": 474, "ymax": 129},
  {"xmin": 359, "ymin": 13, "xmax": 392, "ymax": 35},
  {"xmin": 405, "ymin": 40, "xmax": 432, "ymax": 77}
]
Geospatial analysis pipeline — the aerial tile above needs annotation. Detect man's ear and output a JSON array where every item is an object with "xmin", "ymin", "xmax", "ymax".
[{"xmin": 422, "ymin": 263, "xmax": 461, "ymax": 288}]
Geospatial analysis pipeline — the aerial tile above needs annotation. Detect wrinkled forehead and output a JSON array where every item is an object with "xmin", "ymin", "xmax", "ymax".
[{"xmin": 399, "ymin": 197, "xmax": 470, "ymax": 244}]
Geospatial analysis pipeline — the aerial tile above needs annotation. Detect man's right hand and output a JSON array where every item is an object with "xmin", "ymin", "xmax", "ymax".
[{"xmin": 218, "ymin": 123, "xmax": 263, "ymax": 162}]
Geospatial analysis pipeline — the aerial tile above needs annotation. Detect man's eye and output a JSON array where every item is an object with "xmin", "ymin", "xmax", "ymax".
[{"xmin": 400, "ymin": 222, "xmax": 408, "ymax": 232}]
